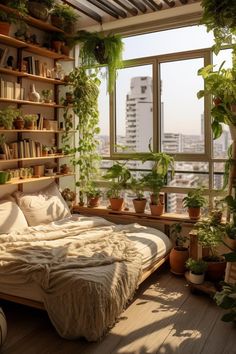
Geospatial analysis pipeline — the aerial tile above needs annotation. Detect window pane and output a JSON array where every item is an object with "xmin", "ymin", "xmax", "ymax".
[
  {"xmin": 160, "ymin": 58, "xmax": 205, "ymax": 154},
  {"xmin": 168, "ymin": 162, "xmax": 209, "ymax": 188},
  {"xmin": 214, "ymin": 163, "xmax": 225, "ymax": 190},
  {"xmin": 115, "ymin": 65, "xmax": 153, "ymax": 153},
  {"xmin": 123, "ymin": 26, "xmax": 214, "ymax": 60}
]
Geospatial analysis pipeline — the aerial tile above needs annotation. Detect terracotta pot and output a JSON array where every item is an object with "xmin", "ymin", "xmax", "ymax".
[
  {"xmin": 25, "ymin": 121, "xmax": 35, "ymax": 130},
  {"xmin": 150, "ymin": 203, "xmax": 164, "ymax": 216},
  {"xmin": 51, "ymin": 15, "xmax": 64, "ymax": 29},
  {"xmin": 204, "ymin": 258, "xmax": 227, "ymax": 282},
  {"xmin": 42, "ymin": 151, "xmax": 48, "ymax": 157},
  {"xmin": 188, "ymin": 207, "xmax": 201, "ymax": 220},
  {"xmin": 133, "ymin": 199, "xmax": 147, "ymax": 213},
  {"xmin": 0, "ymin": 21, "xmax": 10, "ymax": 36},
  {"xmin": 51, "ymin": 41, "xmax": 63, "ymax": 53},
  {"xmin": 150, "ymin": 193, "xmax": 164, "ymax": 205},
  {"xmin": 14, "ymin": 117, "xmax": 24, "ymax": 130},
  {"xmin": 169, "ymin": 247, "xmax": 189, "ymax": 275},
  {"xmin": 109, "ymin": 198, "xmax": 124, "ymax": 211},
  {"xmin": 213, "ymin": 97, "xmax": 222, "ymax": 106},
  {"xmin": 224, "ymin": 235, "xmax": 236, "ymax": 251},
  {"xmin": 28, "ymin": 2, "xmax": 49, "ymax": 21},
  {"xmin": 33, "ymin": 165, "xmax": 45, "ymax": 177},
  {"xmin": 88, "ymin": 197, "xmax": 100, "ymax": 208}
]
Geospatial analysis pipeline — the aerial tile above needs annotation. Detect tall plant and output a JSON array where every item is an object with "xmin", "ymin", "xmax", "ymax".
[{"xmin": 63, "ymin": 67, "xmax": 101, "ymax": 204}]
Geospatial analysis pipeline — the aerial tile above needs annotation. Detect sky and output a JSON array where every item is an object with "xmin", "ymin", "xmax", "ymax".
[{"xmin": 97, "ymin": 25, "xmax": 232, "ymax": 137}]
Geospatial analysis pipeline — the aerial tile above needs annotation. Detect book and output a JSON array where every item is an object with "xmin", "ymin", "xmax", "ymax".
[
  {"xmin": 5, "ymin": 81, "xmax": 14, "ymax": 99},
  {"xmin": 0, "ymin": 79, "xmax": 5, "ymax": 98},
  {"xmin": 14, "ymin": 82, "xmax": 21, "ymax": 100}
]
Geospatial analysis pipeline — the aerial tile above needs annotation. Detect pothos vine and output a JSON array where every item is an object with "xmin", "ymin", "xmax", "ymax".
[{"xmin": 62, "ymin": 67, "xmax": 101, "ymax": 204}]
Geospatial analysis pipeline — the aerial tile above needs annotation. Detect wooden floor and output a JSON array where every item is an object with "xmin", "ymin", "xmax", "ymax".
[{"xmin": 1, "ymin": 267, "xmax": 236, "ymax": 354}]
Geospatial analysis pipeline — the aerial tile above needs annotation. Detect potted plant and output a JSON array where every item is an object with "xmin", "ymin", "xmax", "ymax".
[
  {"xmin": 23, "ymin": 114, "xmax": 38, "ymax": 130},
  {"xmin": 0, "ymin": 107, "xmax": 20, "ymax": 129},
  {"xmin": 86, "ymin": 182, "xmax": 102, "ymax": 208},
  {"xmin": 129, "ymin": 177, "xmax": 147, "ymax": 214},
  {"xmin": 103, "ymin": 161, "xmax": 131, "ymax": 212},
  {"xmin": 169, "ymin": 223, "xmax": 189, "ymax": 275},
  {"xmin": 0, "ymin": 1, "xmax": 27, "ymax": 35},
  {"xmin": 41, "ymin": 89, "xmax": 53, "ymax": 103},
  {"xmin": 143, "ymin": 171, "xmax": 165, "ymax": 216},
  {"xmin": 72, "ymin": 30, "xmax": 124, "ymax": 92},
  {"xmin": 42, "ymin": 145, "xmax": 49, "ymax": 156},
  {"xmin": 182, "ymin": 187, "xmax": 206, "ymax": 220},
  {"xmin": 61, "ymin": 188, "xmax": 76, "ymax": 210},
  {"xmin": 186, "ymin": 258, "xmax": 208, "ymax": 284},
  {"xmin": 214, "ymin": 282, "xmax": 236, "ymax": 323},
  {"xmin": 194, "ymin": 217, "xmax": 226, "ymax": 281},
  {"xmin": 28, "ymin": 0, "xmax": 55, "ymax": 21},
  {"xmin": 51, "ymin": 4, "xmax": 78, "ymax": 33},
  {"xmin": 0, "ymin": 11, "xmax": 12, "ymax": 35},
  {"xmin": 50, "ymin": 32, "xmax": 65, "ymax": 54}
]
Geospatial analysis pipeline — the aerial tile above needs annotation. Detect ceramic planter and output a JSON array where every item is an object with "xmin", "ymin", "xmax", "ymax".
[
  {"xmin": 133, "ymin": 199, "xmax": 147, "ymax": 213},
  {"xmin": 188, "ymin": 207, "xmax": 201, "ymax": 220},
  {"xmin": 0, "ymin": 22, "xmax": 10, "ymax": 36},
  {"xmin": 88, "ymin": 197, "xmax": 100, "ymax": 208},
  {"xmin": 150, "ymin": 203, "xmax": 163, "ymax": 216},
  {"xmin": 169, "ymin": 247, "xmax": 189, "ymax": 275},
  {"xmin": 28, "ymin": 2, "xmax": 49, "ymax": 21},
  {"xmin": 204, "ymin": 258, "xmax": 226, "ymax": 282},
  {"xmin": 188, "ymin": 271, "xmax": 205, "ymax": 285},
  {"xmin": 109, "ymin": 198, "xmax": 124, "ymax": 211}
]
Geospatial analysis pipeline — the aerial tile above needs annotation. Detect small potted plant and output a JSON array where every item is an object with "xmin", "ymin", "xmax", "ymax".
[
  {"xmin": 103, "ymin": 161, "xmax": 131, "ymax": 212},
  {"xmin": 51, "ymin": 4, "xmax": 78, "ymax": 33},
  {"xmin": 0, "ymin": 1, "xmax": 27, "ymax": 36},
  {"xmin": 143, "ymin": 171, "xmax": 165, "ymax": 216},
  {"xmin": 28, "ymin": 0, "xmax": 55, "ymax": 21},
  {"xmin": 169, "ymin": 223, "xmax": 189, "ymax": 275},
  {"xmin": 50, "ymin": 32, "xmax": 65, "ymax": 54},
  {"xmin": 0, "ymin": 108, "xmax": 20, "ymax": 130},
  {"xmin": 41, "ymin": 89, "xmax": 53, "ymax": 103},
  {"xmin": 86, "ymin": 182, "xmax": 102, "ymax": 208},
  {"xmin": 23, "ymin": 114, "xmax": 38, "ymax": 130},
  {"xmin": 182, "ymin": 187, "xmax": 206, "ymax": 220},
  {"xmin": 186, "ymin": 258, "xmax": 208, "ymax": 284},
  {"xmin": 42, "ymin": 145, "xmax": 49, "ymax": 156},
  {"xmin": 129, "ymin": 177, "xmax": 147, "ymax": 213}
]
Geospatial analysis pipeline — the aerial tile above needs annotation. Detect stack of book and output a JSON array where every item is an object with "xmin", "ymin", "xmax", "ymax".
[
  {"xmin": 0, "ymin": 79, "xmax": 24, "ymax": 100},
  {"xmin": 3, "ymin": 139, "xmax": 44, "ymax": 159}
]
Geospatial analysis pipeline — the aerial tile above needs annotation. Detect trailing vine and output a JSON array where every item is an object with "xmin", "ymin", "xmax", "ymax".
[{"xmin": 63, "ymin": 67, "xmax": 101, "ymax": 204}]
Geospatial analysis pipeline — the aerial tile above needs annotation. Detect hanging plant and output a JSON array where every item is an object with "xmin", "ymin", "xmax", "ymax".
[
  {"xmin": 62, "ymin": 67, "xmax": 101, "ymax": 204},
  {"xmin": 71, "ymin": 30, "xmax": 124, "ymax": 92}
]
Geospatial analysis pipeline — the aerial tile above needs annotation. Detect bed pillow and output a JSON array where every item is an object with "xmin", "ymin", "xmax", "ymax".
[
  {"xmin": 14, "ymin": 183, "xmax": 71, "ymax": 226},
  {"xmin": 0, "ymin": 199, "xmax": 28, "ymax": 234}
]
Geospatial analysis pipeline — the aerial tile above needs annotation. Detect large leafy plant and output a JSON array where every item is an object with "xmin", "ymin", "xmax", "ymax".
[
  {"xmin": 72, "ymin": 30, "xmax": 124, "ymax": 92},
  {"xmin": 214, "ymin": 282, "xmax": 236, "ymax": 322},
  {"xmin": 182, "ymin": 188, "xmax": 206, "ymax": 209},
  {"xmin": 103, "ymin": 161, "xmax": 131, "ymax": 198}
]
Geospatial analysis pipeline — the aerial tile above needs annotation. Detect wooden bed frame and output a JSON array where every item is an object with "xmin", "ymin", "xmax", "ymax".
[{"xmin": 0, "ymin": 253, "xmax": 170, "ymax": 310}]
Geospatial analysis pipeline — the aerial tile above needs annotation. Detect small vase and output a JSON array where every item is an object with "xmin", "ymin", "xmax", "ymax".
[{"xmin": 29, "ymin": 84, "xmax": 40, "ymax": 102}]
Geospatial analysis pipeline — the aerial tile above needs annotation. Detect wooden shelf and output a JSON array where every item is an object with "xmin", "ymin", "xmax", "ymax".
[
  {"xmin": 1, "ymin": 129, "xmax": 75, "ymax": 133},
  {"xmin": 0, "ymin": 35, "xmax": 74, "ymax": 61},
  {"xmin": 0, "ymin": 98, "xmax": 63, "ymax": 108},
  {"xmin": 0, "ymin": 4, "xmax": 64, "ymax": 33},
  {"xmin": 0, "ymin": 68, "xmax": 66, "ymax": 85},
  {"xmin": 0, "ymin": 67, "xmax": 26, "ymax": 77},
  {"xmin": 0, "ymin": 173, "xmax": 75, "ymax": 188},
  {"xmin": 0, "ymin": 154, "xmax": 73, "ymax": 163}
]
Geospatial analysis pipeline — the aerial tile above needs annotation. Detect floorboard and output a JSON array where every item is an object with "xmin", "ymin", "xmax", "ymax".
[{"xmin": 1, "ymin": 268, "xmax": 235, "ymax": 354}]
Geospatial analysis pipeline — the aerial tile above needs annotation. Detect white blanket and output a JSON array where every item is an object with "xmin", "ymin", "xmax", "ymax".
[{"xmin": 0, "ymin": 215, "xmax": 144, "ymax": 341}]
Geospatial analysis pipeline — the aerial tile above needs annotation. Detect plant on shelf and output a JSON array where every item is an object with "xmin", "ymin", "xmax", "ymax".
[
  {"xmin": 23, "ymin": 114, "xmax": 38, "ymax": 130},
  {"xmin": 194, "ymin": 217, "xmax": 226, "ymax": 281},
  {"xmin": 0, "ymin": 9, "xmax": 19, "ymax": 35},
  {"xmin": 85, "ymin": 182, "xmax": 102, "ymax": 208},
  {"xmin": 197, "ymin": 61, "xmax": 236, "ymax": 140},
  {"xmin": 41, "ymin": 89, "xmax": 53, "ymax": 103},
  {"xmin": 129, "ymin": 176, "xmax": 147, "ymax": 214},
  {"xmin": 42, "ymin": 145, "xmax": 49, "ymax": 156},
  {"xmin": 51, "ymin": 3, "xmax": 78, "ymax": 33},
  {"xmin": 186, "ymin": 258, "xmax": 208, "ymax": 284},
  {"xmin": 28, "ymin": 0, "xmax": 55, "ymax": 21},
  {"xmin": 72, "ymin": 30, "xmax": 124, "ymax": 92},
  {"xmin": 169, "ymin": 223, "xmax": 189, "ymax": 275},
  {"xmin": 214, "ymin": 282, "xmax": 236, "ymax": 323},
  {"xmin": 182, "ymin": 187, "xmax": 206, "ymax": 220},
  {"xmin": 62, "ymin": 67, "xmax": 101, "ymax": 205},
  {"xmin": 103, "ymin": 161, "xmax": 131, "ymax": 211},
  {"xmin": 0, "ymin": 107, "xmax": 20, "ymax": 130}
]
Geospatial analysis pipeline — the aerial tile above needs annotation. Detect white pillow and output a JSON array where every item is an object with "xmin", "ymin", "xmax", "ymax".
[
  {"xmin": 14, "ymin": 183, "xmax": 71, "ymax": 226},
  {"xmin": 0, "ymin": 199, "xmax": 28, "ymax": 234}
]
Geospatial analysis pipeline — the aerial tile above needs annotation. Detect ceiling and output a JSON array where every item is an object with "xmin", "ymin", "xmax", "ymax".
[{"xmin": 62, "ymin": 0, "xmax": 202, "ymax": 34}]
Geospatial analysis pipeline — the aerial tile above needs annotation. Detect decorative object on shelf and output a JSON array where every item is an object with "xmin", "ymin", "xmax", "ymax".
[
  {"xmin": 85, "ymin": 182, "xmax": 102, "ymax": 208},
  {"xmin": 51, "ymin": 62, "xmax": 64, "ymax": 80},
  {"xmin": 28, "ymin": 0, "xmax": 55, "ymax": 21},
  {"xmin": 28, "ymin": 84, "xmax": 40, "ymax": 102},
  {"xmin": 186, "ymin": 258, "xmax": 208, "ymax": 284},
  {"xmin": 182, "ymin": 187, "xmax": 206, "ymax": 220},
  {"xmin": 0, "ymin": 307, "xmax": 7, "ymax": 347},
  {"xmin": 6, "ymin": 55, "xmax": 14, "ymax": 69},
  {"xmin": 41, "ymin": 89, "xmax": 53, "ymax": 103},
  {"xmin": 51, "ymin": 32, "xmax": 64, "ymax": 53},
  {"xmin": 61, "ymin": 187, "xmax": 76, "ymax": 210},
  {"xmin": 0, "ymin": 170, "xmax": 10, "ymax": 184},
  {"xmin": 51, "ymin": 3, "xmax": 78, "ymax": 33},
  {"xmin": 169, "ymin": 223, "xmax": 189, "ymax": 275},
  {"xmin": 72, "ymin": 30, "xmax": 124, "ymax": 92},
  {"xmin": 0, "ymin": 107, "xmax": 20, "ymax": 130},
  {"xmin": 194, "ymin": 217, "xmax": 226, "ymax": 281},
  {"xmin": 129, "ymin": 177, "xmax": 147, "ymax": 214},
  {"xmin": 23, "ymin": 114, "xmax": 38, "ymax": 130},
  {"xmin": 33, "ymin": 164, "xmax": 45, "ymax": 177},
  {"xmin": 60, "ymin": 164, "xmax": 70, "ymax": 174}
]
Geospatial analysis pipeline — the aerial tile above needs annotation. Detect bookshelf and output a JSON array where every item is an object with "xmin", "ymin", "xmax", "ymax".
[{"xmin": 0, "ymin": 7, "xmax": 75, "ymax": 193}]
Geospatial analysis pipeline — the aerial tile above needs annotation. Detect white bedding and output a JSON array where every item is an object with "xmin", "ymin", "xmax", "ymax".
[{"xmin": 0, "ymin": 215, "xmax": 172, "ymax": 340}]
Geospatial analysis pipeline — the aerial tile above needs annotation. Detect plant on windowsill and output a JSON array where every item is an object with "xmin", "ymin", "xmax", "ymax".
[
  {"xmin": 194, "ymin": 216, "xmax": 226, "ymax": 281},
  {"xmin": 169, "ymin": 223, "xmax": 189, "ymax": 276},
  {"xmin": 186, "ymin": 258, "xmax": 208, "ymax": 284},
  {"xmin": 85, "ymin": 182, "xmax": 102, "ymax": 208},
  {"xmin": 129, "ymin": 177, "xmax": 147, "ymax": 214},
  {"xmin": 142, "ymin": 171, "xmax": 165, "ymax": 216},
  {"xmin": 103, "ymin": 161, "xmax": 131, "ymax": 211},
  {"xmin": 182, "ymin": 187, "xmax": 206, "ymax": 220},
  {"xmin": 71, "ymin": 30, "xmax": 124, "ymax": 92}
]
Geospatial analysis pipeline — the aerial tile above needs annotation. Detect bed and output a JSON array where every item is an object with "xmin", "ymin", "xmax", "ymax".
[{"xmin": 0, "ymin": 184, "xmax": 172, "ymax": 341}]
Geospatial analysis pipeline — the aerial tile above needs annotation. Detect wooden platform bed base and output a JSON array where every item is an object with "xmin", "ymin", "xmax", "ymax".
[{"xmin": 0, "ymin": 254, "xmax": 169, "ymax": 311}]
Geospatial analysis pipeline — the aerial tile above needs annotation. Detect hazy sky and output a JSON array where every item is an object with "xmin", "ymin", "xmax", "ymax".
[{"xmin": 97, "ymin": 25, "xmax": 231, "ymax": 137}]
